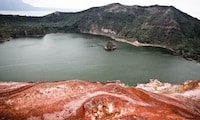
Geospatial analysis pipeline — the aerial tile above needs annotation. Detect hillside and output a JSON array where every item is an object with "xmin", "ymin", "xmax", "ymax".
[{"xmin": 0, "ymin": 3, "xmax": 200, "ymax": 61}]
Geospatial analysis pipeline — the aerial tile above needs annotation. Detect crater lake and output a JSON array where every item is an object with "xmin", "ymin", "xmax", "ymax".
[{"xmin": 0, "ymin": 33, "xmax": 200, "ymax": 85}]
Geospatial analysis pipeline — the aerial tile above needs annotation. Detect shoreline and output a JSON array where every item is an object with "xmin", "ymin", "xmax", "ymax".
[
  {"xmin": 0, "ymin": 35, "xmax": 44, "ymax": 43},
  {"xmin": 87, "ymin": 31, "xmax": 200, "ymax": 63},
  {"xmin": 1, "ymin": 31, "xmax": 198, "ymax": 63},
  {"xmin": 0, "ymin": 37, "xmax": 12, "ymax": 43},
  {"xmin": 87, "ymin": 31, "xmax": 175, "ymax": 52}
]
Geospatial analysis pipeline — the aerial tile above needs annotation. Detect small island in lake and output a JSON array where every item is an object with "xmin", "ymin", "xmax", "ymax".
[{"xmin": 104, "ymin": 41, "xmax": 116, "ymax": 51}]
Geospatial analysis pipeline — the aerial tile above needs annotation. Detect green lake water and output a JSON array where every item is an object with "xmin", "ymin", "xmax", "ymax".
[{"xmin": 0, "ymin": 33, "xmax": 200, "ymax": 85}]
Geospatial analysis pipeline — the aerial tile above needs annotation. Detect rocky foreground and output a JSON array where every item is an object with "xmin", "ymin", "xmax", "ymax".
[{"xmin": 0, "ymin": 80, "xmax": 200, "ymax": 120}]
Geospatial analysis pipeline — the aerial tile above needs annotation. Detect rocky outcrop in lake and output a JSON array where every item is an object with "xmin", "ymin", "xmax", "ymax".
[{"xmin": 0, "ymin": 80, "xmax": 200, "ymax": 119}]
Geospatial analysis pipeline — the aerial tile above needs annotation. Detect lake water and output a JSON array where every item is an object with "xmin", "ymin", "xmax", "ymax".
[{"xmin": 0, "ymin": 33, "xmax": 200, "ymax": 85}]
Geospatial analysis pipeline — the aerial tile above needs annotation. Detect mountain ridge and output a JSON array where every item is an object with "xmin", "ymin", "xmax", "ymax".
[{"xmin": 0, "ymin": 3, "xmax": 200, "ymax": 61}]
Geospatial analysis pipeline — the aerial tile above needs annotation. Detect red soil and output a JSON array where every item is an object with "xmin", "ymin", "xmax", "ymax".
[{"xmin": 0, "ymin": 80, "xmax": 199, "ymax": 120}]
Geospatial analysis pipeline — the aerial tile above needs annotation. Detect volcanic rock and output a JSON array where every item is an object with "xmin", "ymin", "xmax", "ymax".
[{"xmin": 0, "ymin": 80, "xmax": 200, "ymax": 120}]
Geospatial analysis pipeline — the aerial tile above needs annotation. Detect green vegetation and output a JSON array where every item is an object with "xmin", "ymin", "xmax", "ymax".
[{"xmin": 0, "ymin": 3, "xmax": 200, "ymax": 62}]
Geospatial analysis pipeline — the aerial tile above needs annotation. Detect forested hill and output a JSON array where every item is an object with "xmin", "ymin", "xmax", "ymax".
[{"xmin": 0, "ymin": 3, "xmax": 200, "ymax": 61}]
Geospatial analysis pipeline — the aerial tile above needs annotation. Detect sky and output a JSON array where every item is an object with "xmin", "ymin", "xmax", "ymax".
[{"xmin": 23, "ymin": 0, "xmax": 200, "ymax": 19}]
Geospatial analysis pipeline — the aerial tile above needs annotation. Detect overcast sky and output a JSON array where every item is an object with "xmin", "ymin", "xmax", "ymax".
[{"xmin": 23, "ymin": 0, "xmax": 200, "ymax": 19}]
